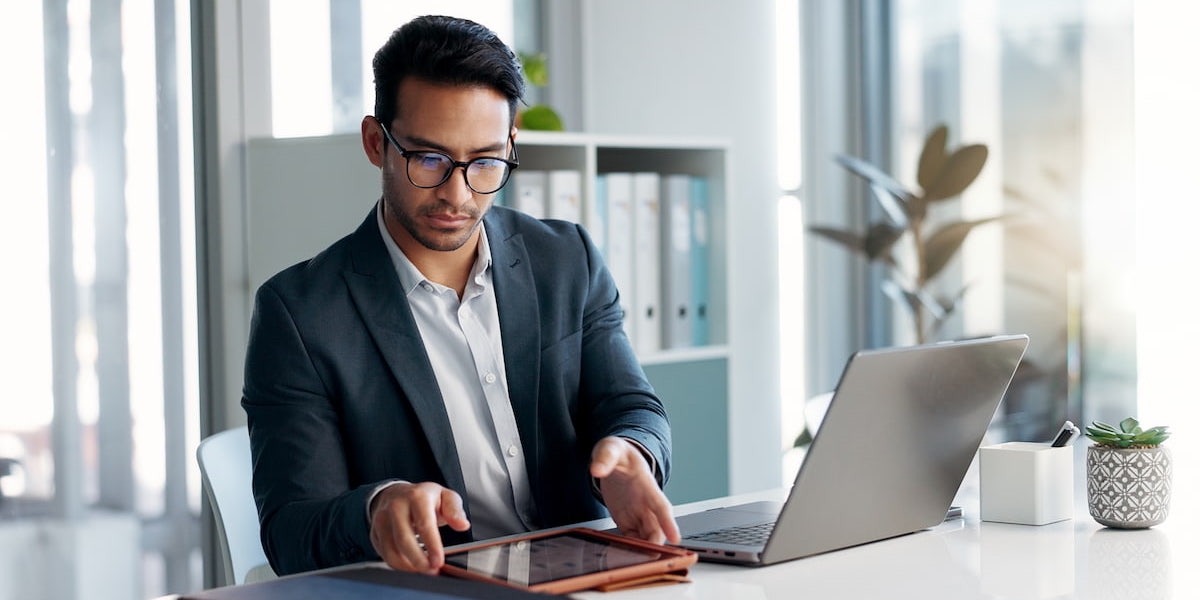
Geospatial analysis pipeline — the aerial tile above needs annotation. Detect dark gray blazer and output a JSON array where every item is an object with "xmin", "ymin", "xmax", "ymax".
[{"xmin": 242, "ymin": 205, "xmax": 671, "ymax": 575}]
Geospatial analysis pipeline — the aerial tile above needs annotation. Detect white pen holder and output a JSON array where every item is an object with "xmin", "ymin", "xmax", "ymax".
[{"xmin": 979, "ymin": 442, "xmax": 1074, "ymax": 525}]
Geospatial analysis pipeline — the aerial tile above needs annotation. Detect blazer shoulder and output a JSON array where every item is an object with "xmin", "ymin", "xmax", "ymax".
[
  {"xmin": 256, "ymin": 209, "xmax": 381, "ymax": 305},
  {"xmin": 260, "ymin": 232, "xmax": 353, "ymax": 294}
]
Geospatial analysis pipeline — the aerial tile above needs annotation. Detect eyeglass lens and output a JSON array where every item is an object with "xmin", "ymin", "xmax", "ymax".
[{"xmin": 406, "ymin": 152, "xmax": 511, "ymax": 194}]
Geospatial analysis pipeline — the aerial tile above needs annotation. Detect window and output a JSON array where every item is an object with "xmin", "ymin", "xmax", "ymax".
[
  {"xmin": 0, "ymin": 0, "xmax": 200, "ymax": 598},
  {"xmin": 775, "ymin": 0, "xmax": 807, "ymax": 484},
  {"xmin": 269, "ymin": 0, "xmax": 516, "ymax": 138},
  {"xmin": 888, "ymin": 0, "xmax": 1135, "ymax": 441}
]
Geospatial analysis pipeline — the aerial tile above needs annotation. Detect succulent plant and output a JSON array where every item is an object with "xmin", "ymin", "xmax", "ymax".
[{"xmin": 1084, "ymin": 417, "xmax": 1170, "ymax": 448}]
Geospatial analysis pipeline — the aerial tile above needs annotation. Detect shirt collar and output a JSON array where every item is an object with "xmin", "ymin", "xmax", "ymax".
[{"xmin": 375, "ymin": 201, "xmax": 492, "ymax": 296}]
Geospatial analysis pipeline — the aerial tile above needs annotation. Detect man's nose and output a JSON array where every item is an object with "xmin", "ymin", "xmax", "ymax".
[{"xmin": 441, "ymin": 166, "xmax": 475, "ymax": 206}]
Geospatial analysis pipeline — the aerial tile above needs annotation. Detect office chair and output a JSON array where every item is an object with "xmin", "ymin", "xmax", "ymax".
[{"xmin": 196, "ymin": 426, "xmax": 276, "ymax": 586}]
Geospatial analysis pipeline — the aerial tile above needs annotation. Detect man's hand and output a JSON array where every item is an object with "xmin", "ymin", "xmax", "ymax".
[
  {"xmin": 590, "ymin": 437, "xmax": 681, "ymax": 545},
  {"xmin": 368, "ymin": 482, "xmax": 471, "ymax": 574}
]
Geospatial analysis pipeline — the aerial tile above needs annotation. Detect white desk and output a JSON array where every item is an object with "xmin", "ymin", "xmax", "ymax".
[
  {"xmin": 573, "ymin": 481, "xmax": 1195, "ymax": 600},
  {"xmin": 170, "ymin": 455, "xmax": 1195, "ymax": 600}
]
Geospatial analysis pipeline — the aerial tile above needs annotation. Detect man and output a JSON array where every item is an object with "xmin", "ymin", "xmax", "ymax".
[{"xmin": 242, "ymin": 15, "xmax": 679, "ymax": 577}]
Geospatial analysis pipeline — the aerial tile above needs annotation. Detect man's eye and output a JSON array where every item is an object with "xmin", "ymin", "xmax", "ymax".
[
  {"xmin": 413, "ymin": 153, "xmax": 449, "ymax": 170},
  {"xmin": 471, "ymin": 158, "xmax": 505, "ymax": 172}
]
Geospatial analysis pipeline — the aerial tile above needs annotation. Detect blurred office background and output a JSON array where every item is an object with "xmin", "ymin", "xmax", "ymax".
[{"xmin": 1, "ymin": 1, "xmax": 1196, "ymax": 598}]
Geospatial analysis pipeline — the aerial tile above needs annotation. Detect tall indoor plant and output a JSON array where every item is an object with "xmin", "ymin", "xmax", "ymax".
[
  {"xmin": 794, "ymin": 125, "xmax": 998, "ymax": 448},
  {"xmin": 809, "ymin": 124, "xmax": 997, "ymax": 344}
]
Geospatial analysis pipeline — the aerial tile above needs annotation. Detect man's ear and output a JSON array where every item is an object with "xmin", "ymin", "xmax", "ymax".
[{"xmin": 362, "ymin": 116, "xmax": 385, "ymax": 168}]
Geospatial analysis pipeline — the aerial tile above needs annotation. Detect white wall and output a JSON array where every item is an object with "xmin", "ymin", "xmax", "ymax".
[{"xmin": 579, "ymin": 1, "xmax": 782, "ymax": 493}]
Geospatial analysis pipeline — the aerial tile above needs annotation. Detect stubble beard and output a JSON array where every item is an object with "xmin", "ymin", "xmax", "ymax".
[{"xmin": 382, "ymin": 168, "xmax": 484, "ymax": 253}]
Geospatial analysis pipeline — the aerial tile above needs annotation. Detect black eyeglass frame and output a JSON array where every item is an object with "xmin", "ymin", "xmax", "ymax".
[{"xmin": 375, "ymin": 117, "xmax": 520, "ymax": 194}]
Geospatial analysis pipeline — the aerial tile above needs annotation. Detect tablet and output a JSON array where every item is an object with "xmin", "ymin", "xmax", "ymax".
[{"xmin": 440, "ymin": 528, "xmax": 697, "ymax": 594}]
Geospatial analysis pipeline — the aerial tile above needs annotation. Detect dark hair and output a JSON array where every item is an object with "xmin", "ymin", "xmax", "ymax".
[{"xmin": 372, "ymin": 15, "xmax": 525, "ymax": 127}]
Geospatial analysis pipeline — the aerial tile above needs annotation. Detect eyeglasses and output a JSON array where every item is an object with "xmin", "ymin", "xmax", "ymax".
[{"xmin": 375, "ymin": 117, "xmax": 519, "ymax": 195}]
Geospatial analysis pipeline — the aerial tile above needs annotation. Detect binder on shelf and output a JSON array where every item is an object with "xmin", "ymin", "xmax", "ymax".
[
  {"xmin": 588, "ymin": 174, "xmax": 608, "ymax": 258},
  {"xmin": 632, "ymin": 172, "xmax": 662, "ymax": 355},
  {"xmin": 661, "ymin": 174, "xmax": 693, "ymax": 349},
  {"xmin": 547, "ymin": 169, "xmax": 583, "ymax": 224},
  {"xmin": 603, "ymin": 173, "xmax": 637, "ymax": 344},
  {"xmin": 689, "ymin": 177, "xmax": 711, "ymax": 347},
  {"xmin": 510, "ymin": 170, "xmax": 548, "ymax": 219}
]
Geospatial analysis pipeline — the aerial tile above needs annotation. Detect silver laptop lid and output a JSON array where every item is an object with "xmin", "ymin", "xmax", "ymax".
[{"xmin": 762, "ymin": 334, "xmax": 1028, "ymax": 563}]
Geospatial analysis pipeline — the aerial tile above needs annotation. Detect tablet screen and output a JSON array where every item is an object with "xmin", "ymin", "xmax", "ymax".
[{"xmin": 444, "ymin": 531, "xmax": 664, "ymax": 586}]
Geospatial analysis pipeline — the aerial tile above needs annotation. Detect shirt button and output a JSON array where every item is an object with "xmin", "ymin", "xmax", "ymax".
[
  {"xmin": 507, "ymin": 445, "xmax": 518, "ymax": 457},
  {"xmin": 420, "ymin": 282, "xmax": 433, "ymax": 292},
  {"xmin": 484, "ymin": 372, "xmax": 497, "ymax": 384}
]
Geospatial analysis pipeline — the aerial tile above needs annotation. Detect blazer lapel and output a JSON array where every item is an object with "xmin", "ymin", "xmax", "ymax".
[
  {"xmin": 485, "ymin": 214, "xmax": 542, "ymax": 473},
  {"xmin": 342, "ymin": 210, "xmax": 467, "ymax": 498}
]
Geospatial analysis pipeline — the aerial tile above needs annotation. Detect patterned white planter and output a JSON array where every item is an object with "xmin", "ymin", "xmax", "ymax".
[{"xmin": 1086, "ymin": 445, "xmax": 1172, "ymax": 529}]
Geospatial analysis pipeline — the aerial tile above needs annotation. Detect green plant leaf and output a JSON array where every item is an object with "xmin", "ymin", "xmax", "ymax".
[
  {"xmin": 834, "ymin": 154, "xmax": 916, "ymax": 208},
  {"xmin": 519, "ymin": 104, "xmax": 564, "ymax": 131},
  {"xmin": 519, "ymin": 52, "xmax": 549, "ymax": 87},
  {"xmin": 808, "ymin": 226, "xmax": 867, "ymax": 257},
  {"xmin": 917, "ymin": 124, "xmax": 949, "ymax": 191},
  {"xmin": 869, "ymin": 183, "xmax": 909, "ymax": 227},
  {"xmin": 914, "ymin": 289, "xmax": 949, "ymax": 319},
  {"xmin": 881, "ymin": 279, "xmax": 923, "ymax": 318},
  {"xmin": 1085, "ymin": 419, "xmax": 1170, "ymax": 447},
  {"xmin": 928, "ymin": 287, "xmax": 970, "ymax": 330},
  {"xmin": 922, "ymin": 144, "xmax": 988, "ymax": 203},
  {"xmin": 922, "ymin": 217, "xmax": 1003, "ymax": 281},
  {"xmin": 864, "ymin": 222, "xmax": 905, "ymax": 260},
  {"xmin": 881, "ymin": 280, "xmax": 948, "ymax": 322},
  {"xmin": 935, "ymin": 286, "xmax": 970, "ymax": 314},
  {"xmin": 793, "ymin": 427, "xmax": 813, "ymax": 448}
]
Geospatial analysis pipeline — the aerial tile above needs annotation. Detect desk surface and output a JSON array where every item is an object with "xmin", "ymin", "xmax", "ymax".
[
  {"xmin": 571, "ymin": 485, "xmax": 1196, "ymax": 600},
  {"xmin": 170, "ymin": 448, "xmax": 1196, "ymax": 600},
  {"xmin": 571, "ymin": 435, "xmax": 1197, "ymax": 599}
]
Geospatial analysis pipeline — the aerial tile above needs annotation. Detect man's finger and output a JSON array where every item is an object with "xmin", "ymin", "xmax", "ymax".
[
  {"xmin": 654, "ymin": 498, "xmax": 681, "ymax": 544},
  {"xmin": 438, "ymin": 488, "xmax": 471, "ymax": 531},
  {"xmin": 394, "ymin": 500, "xmax": 434, "ymax": 573},
  {"xmin": 589, "ymin": 437, "xmax": 624, "ymax": 478},
  {"xmin": 373, "ymin": 500, "xmax": 428, "ymax": 572},
  {"xmin": 370, "ymin": 516, "xmax": 405, "ymax": 570}
]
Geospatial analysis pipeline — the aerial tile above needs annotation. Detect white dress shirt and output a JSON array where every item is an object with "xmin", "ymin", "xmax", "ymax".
[{"xmin": 370, "ymin": 203, "xmax": 538, "ymax": 539}]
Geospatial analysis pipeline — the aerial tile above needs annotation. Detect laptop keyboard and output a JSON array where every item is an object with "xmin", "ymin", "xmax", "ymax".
[{"xmin": 685, "ymin": 521, "xmax": 775, "ymax": 545}]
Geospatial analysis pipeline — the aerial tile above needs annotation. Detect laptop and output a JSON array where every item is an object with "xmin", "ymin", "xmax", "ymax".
[{"xmin": 674, "ymin": 334, "xmax": 1029, "ymax": 566}]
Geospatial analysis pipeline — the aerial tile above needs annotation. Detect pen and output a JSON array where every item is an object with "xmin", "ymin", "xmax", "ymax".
[{"xmin": 1050, "ymin": 420, "xmax": 1079, "ymax": 447}]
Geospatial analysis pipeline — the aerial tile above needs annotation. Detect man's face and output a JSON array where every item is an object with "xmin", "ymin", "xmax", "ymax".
[{"xmin": 378, "ymin": 78, "xmax": 513, "ymax": 255}]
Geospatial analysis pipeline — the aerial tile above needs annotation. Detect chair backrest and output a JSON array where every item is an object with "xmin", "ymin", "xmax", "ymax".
[{"xmin": 197, "ymin": 426, "xmax": 272, "ymax": 586}]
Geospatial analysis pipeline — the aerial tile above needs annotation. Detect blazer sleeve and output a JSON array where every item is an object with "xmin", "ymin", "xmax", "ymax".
[
  {"xmin": 572, "ymin": 224, "xmax": 673, "ymax": 486},
  {"xmin": 241, "ymin": 282, "xmax": 378, "ymax": 574}
]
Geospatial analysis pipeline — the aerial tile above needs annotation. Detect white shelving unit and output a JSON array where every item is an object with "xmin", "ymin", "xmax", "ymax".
[
  {"xmin": 513, "ymin": 134, "xmax": 735, "ymax": 502},
  {"xmin": 515, "ymin": 131, "xmax": 730, "ymax": 361},
  {"xmin": 246, "ymin": 130, "xmax": 732, "ymax": 503}
]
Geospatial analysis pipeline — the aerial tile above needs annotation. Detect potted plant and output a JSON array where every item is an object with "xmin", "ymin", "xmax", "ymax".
[
  {"xmin": 1084, "ymin": 417, "xmax": 1172, "ymax": 528},
  {"xmin": 808, "ymin": 124, "xmax": 996, "ymax": 345},
  {"xmin": 794, "ymin": 125, "xmax": 996, "ymax": 448},
  {"xmin": 516, "ymin": 52, "xmax": 564, "ymax": 131}
]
